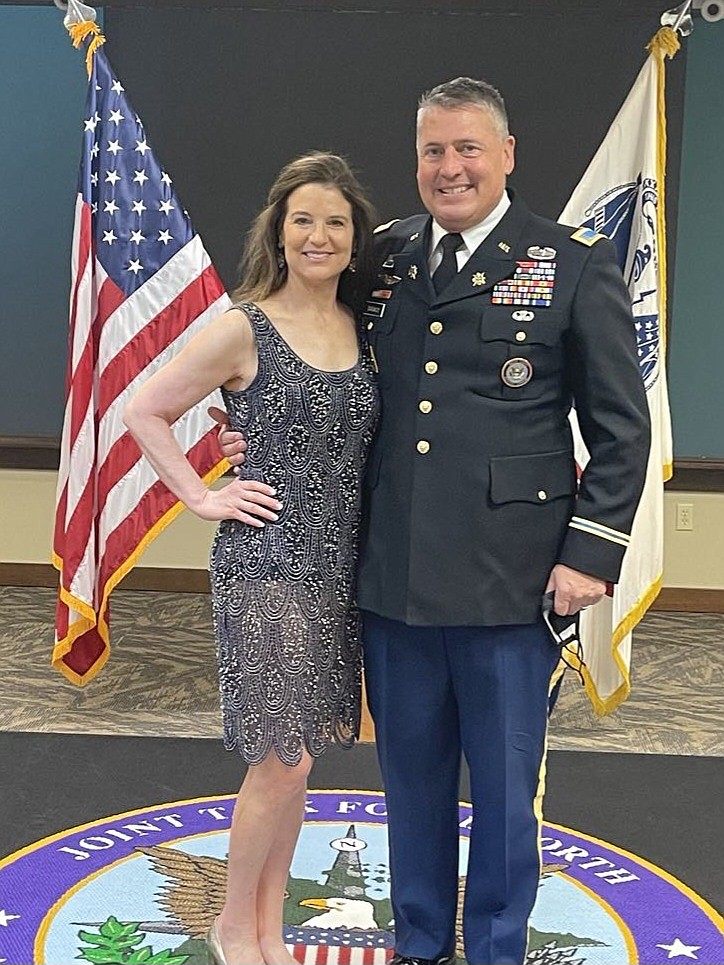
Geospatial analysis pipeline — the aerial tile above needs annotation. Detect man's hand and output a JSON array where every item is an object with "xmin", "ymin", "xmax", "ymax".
[
  {"xmin": 545, "ymin": 563, "xmax": 606, "ymax": 617},
  {"xmin": 208, "ymin": 405, "xmax": 246, "ymax": 471}
]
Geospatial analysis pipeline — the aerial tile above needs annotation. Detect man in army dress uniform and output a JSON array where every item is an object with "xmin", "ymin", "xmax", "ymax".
[{"xmin": 357, "ymin": 78, "xmax": 650, "ymax": 965}]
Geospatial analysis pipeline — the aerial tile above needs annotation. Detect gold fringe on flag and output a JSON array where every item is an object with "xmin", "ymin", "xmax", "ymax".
[
  {"xmin": 68, "ymin": 20, "xmax": 106, "ymax": 77},
  {"xmin": 646, "ymin": 25, "xmax": 680, "ymax": 482}
]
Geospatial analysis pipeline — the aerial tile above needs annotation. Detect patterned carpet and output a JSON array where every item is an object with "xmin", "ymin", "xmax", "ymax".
[{"xmin": 0, "ymin": 584, "xmax": 722, "ymax": 755}]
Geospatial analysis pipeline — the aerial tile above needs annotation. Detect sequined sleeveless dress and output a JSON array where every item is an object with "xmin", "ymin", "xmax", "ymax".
[{"xmin": 209, "ymin": 302, "xmax": 379, "ymax": 766}]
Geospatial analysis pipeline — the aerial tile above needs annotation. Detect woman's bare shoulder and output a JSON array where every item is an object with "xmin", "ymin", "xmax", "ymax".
[{"xmin": 214, "ymin": 304, "xmax": 256, "ymax": 341}]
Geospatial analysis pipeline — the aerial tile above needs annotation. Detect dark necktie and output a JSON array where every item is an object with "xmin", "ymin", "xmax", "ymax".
[{"xmin": 432, "ymin": 232, "xmax": 463, "ymax": 294}]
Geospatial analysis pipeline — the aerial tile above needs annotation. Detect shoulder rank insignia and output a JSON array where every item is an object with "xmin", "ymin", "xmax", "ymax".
[
  {"xmin": 373, "ymin": 218, "xmax": 401, "ymax": 234},
  {"xmin": 571, "ymin": 226, "xmax": 606, "ymax": 247}
]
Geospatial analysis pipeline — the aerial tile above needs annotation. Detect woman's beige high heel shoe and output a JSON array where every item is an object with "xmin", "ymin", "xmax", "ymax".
[{"xmin": 205, "ymin": 919, "xmax": 228, "ymax": 965}]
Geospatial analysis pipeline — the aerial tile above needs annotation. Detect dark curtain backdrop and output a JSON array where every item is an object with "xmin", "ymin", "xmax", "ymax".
[{"xmin": 104, "ymin": 1, "xmax": 685, "ymax": 292}]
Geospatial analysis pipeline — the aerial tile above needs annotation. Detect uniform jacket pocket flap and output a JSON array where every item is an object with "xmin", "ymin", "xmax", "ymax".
[
  {"xmin": 489, "ymin": 449, "xmax": 576, "ymax": 505},
  {"xmin": 480, "ymin": 308, "xmax": 565, "ymax": 346}
]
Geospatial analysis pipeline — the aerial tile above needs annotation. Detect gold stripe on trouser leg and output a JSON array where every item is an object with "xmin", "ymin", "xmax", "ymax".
[{"xmin": 523, "ymin": 659, "xmax": 563, "ymax": 963}]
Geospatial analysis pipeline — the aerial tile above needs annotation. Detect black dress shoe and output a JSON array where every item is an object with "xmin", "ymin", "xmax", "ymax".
[{"xmin": 389, "ymin": 953, "xmax": 457, "ymax": 965}]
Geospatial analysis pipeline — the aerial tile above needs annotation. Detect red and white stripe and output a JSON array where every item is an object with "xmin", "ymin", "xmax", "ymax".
[{"xmin": 289, "ymin": 944, "xmax": 391, "ymax": 964}]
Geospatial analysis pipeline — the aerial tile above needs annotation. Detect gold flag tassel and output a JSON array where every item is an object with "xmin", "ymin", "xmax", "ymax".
[{"xmin": 67, "ymin": 19, "xmax": 106, "ymax": 77}]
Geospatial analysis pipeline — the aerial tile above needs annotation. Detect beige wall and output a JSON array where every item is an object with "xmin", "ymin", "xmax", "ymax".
[
  {"xmin": 662, "ymin": 491, "xmax": 724, "ymax": 589},
  {"xmin": 1, "ymin": 469, "xmax": 723, "ymax": 588},
  {"xmin": 0, "ymin": 469, "xmax": 216, "ymax": 570}
]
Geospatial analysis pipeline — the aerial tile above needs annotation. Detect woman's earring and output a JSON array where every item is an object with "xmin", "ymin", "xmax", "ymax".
[
  {"xmin": 276, "ymin": 244, "xmax": 286, "ymax": 270},
  {"xmin": 347, "ymin": 253, "xmax": 357, "ymax": 273}
]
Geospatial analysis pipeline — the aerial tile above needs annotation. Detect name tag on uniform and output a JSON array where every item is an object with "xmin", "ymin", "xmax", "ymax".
[{"xmin": 365, "ymin": 301, "xmax": 386, "ymax": 317}]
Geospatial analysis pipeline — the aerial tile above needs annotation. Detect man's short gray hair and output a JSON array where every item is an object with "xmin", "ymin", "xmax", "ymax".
[{"xmin": 417, "ymin": 77, "xmax": 510, "ymax": 139}]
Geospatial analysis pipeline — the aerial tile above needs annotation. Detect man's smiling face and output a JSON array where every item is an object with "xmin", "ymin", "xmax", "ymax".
[{"xmin": 416, "ymin": 104, "xmax": 515, "ymax": 232}]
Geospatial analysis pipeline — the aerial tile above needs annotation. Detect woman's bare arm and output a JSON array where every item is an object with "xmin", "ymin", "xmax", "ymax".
[{"xmin": 124, "ymin": 309, "xmax": 280, "ymax": 524}]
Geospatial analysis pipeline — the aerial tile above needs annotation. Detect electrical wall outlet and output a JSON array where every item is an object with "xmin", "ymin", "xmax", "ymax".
[{"xmin": 676, "ymin": 502, "xmax": 694, "ymax": 531}]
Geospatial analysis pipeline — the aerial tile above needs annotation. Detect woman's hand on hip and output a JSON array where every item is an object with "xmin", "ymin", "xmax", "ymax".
[{"xmin": 192, "ymin": 479, "xmax": 282, "ymax": 526}]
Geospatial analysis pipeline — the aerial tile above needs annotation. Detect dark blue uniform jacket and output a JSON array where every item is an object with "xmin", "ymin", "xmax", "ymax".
[{"xmin": 357, "ymin": 190, "xmax": 651, "ymax": 626}]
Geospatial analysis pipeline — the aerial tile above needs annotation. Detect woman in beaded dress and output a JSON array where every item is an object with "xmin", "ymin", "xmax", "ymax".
[{"xmin": 124, "ymin": 153, "xmax": 378, "ymax": 965}]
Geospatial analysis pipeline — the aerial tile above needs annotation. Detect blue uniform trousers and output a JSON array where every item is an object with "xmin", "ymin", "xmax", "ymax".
[{"xmin": 362, "ymin": 613, "xmax": 559, "ymax": 965}]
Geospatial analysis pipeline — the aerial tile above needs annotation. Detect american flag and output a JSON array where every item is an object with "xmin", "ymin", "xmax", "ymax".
[{"xmin": 52, "ymin": 39, "xmax": 230, "ymax": 685}]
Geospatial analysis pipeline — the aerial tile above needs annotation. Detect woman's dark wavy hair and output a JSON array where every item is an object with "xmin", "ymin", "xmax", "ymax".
[{"xmin": 232, "ymin": 152, "xmax": 376, "ymax": 317}]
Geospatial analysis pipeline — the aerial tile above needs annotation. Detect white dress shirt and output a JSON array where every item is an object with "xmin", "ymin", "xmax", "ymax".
[{"xmin": 428, "ymin": 191, "xmax": 511, "ymax": 274}]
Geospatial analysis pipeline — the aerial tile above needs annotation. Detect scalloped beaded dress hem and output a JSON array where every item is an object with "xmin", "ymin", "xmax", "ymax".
[{"xmin": 209, "ymin": 303, "xmax": 379, "ymax": 768}]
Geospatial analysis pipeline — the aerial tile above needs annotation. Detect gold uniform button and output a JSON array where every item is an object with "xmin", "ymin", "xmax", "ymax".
[
  {"xmin": 367, "ymin": 321, "xmax": 374, "ymax": 330},
  {"xmin": 537, "ymin": 490, "xmax": 548, "ymax": 501},
  {"xmin": 515, "ymin": 330, "xmax": 527, "ymax": 342},
  {"xmin": 430, "ymin": 321, "xmax": 443, "ymax": 335},
  {"xmin": 417, "ymin": 440, "xmax": 430, "ymax": 454},
  {"xmin": 419, "ymin": 400, "xmax": 433, "ymax": 413},
  {"xmin": 425, "ymin": 361, "xmax": 439, "ymax": 374}
]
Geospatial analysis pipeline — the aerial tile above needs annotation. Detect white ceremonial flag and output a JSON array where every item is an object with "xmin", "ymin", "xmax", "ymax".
[{"xmin": 559, "ymin": 28, "xmax": 678, "ymax": 714}]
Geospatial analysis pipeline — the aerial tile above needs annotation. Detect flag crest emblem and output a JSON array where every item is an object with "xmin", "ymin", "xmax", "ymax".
[{"xmin": 579, "ymin": 176, "xmax": 661, "ymax": 391}]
